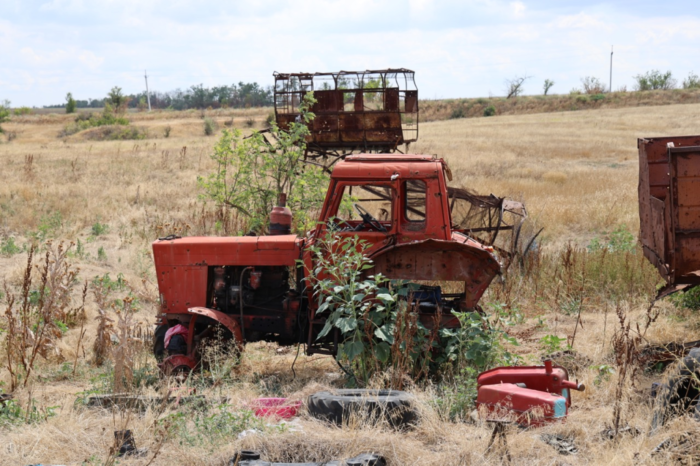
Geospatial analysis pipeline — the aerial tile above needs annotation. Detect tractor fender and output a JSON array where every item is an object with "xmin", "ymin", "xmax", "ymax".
[
  {"xmin": 188, "ymin": 306, "xmax": 244, "ymax": 351},
  {"xmin": 367, "ymin": 238, "xmax": 501, "ymax": 309}
]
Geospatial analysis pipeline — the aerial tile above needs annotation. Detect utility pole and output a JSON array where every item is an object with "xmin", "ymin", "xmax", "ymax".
[
  {"xmin": 609, "ymin": 45, "xmax": 614, "ymax": 93},
  {"xmin": 144, "ymin": 70, "xmax": 152, "ymax": 111}
]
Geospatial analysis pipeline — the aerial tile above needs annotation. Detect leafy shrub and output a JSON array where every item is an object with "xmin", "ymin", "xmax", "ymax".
[
  {"xmin": 590, "ymin": 93, "xmax": 605, "ymax": 101},
  {"xmin": 483, "ymin": 105, "xmax": 496, "ymax": 117},
  {"xmin": 0, "ymin": 236, "xmax": 21, "ymax": 256},
  {"xmin": 65, "ymin": 93, "xmax": 76, "ymax": 114},
  {"xmin": 37, "ymin": 211, "xmax": 63, "ymax": 239},
  {"xmin": 587, "ymin": 225, "xmax": 635, "ymax": 252},
  {"xmin": 540, "ymin": 334, "xmax": 568, "ymax": 353},
  {"xmin": 669, "ymin": 286, "xmax": 700, "ymax": 311},
  {"xmin": 304, "ymin": 231, "xmax": 517, "ymax": 387},
  {"xmin": 0, "ymin": 398, "xmax": 58, "ymax": 427},
  {"xmin": 683, "ymin": 71, "xmax": 700, "ymax": 89},
  {"xmin": 581, "ymin": 76, "xmax": 606, "ymax": 94},
  {"xmin": 450, "ymin": 107, "xmax": 465, "ymax": 119},
  {"xmin": 203, "ymin": 117, "xmax": 218, "ymax": 136},
  {"xmin": 162, "ymin": 405, "xmax": 267, "ymax": 447},
  {"xmin": 83, "ymin": 125, "xmax": 147, "ymax": 140},
  {"xmin": 13, "ymin": 107, "xmax": 32, "ymax": 116},
  {"xmin": 576, "ymin": 95, "xmax": 589, "ymax": 103},
  {"xmin": 634, "ymin": 70, "xmax": 676, "ymax": 90},
  {"xmin": 91, "ymin": 221, "xmax": 108, "ymax": 236},
  {"xmin": 62, "ymin": 107, "xmax": 130, "ymax": 136}
]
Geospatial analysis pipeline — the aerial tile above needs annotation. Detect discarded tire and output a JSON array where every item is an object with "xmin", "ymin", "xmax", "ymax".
[
  {"xmin": 153, "ymin": 325, "xmax": 167, "ymax": 361},
  {"xmin": 307, "ymin": 389, "xmax": 416, "ymax": 428},
  {"xmin": 651, "ymin": 348, "xmax": 700, "ymax": 432}
]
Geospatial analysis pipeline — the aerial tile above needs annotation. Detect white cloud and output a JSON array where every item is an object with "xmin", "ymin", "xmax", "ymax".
[{"xmin": 510, "ymin": 1, "xmax": 525, "ymax": 17}]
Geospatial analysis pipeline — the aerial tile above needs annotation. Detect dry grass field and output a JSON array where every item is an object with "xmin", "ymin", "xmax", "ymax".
[{"xmin": 0, "ymin": 103, "xmax": 699, "ymax": 465}]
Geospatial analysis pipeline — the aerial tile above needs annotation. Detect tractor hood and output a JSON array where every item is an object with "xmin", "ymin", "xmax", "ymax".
[{"xmin": 152, "ymin": 235, "xmax": 303, "ymax": 267}]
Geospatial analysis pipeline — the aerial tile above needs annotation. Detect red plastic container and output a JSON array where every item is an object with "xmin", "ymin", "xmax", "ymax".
[
  {"xmin": 250, "ymin": 398, "xmax": 301, "ymax": 419},
  {"xmin": 477, "ymin": 383, "xmax": 568, "ymax": 427}
]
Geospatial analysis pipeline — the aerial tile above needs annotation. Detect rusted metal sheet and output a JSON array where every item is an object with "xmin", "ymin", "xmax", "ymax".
[
  {"xmin": 273, "ymin": 69, "xmax": 418, "ymax": 156},
  {"xmin": 368, "ymin": 238, "xmax": 500, "ymax": 309},
  {"xmin": 639, "ymin": 136, "xmax": 700, "ymax": 295}
]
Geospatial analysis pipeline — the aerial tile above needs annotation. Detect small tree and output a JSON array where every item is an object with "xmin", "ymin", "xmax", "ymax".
[
  {"xmin": 633, "ymin": 70, "xmax": 677, "ymax": 91},
  {"xmin": 107, "ymin": 86, "xmax": 129, "ymax": 114},
  {"xmin": 65, "ymin": 93, "xmax": 76, "ymax": 114},
  {"xmin": 581, "ymin": 76, "xmax": 606, "ymax": 94},
  {"xmin": 683, "ymin": 71, "xmax": 700, "ymax": 89},
  {"xmin": 505, "ymin": 76, "xmax": 530, "ymax": 98},
  {"xmin": 137, "ymin": 96, "xmax": 148, "ymax": 112},
  {"xmin": 543, "ymin": 79, "xmax": 555, "ymax": 96},
  {"xmin": 198, "ymin": 93, "xmax": 327, "ymax": 233}
]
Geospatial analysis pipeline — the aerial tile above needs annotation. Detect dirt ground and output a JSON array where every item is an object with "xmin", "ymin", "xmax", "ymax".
[{"xmin": 1, "ymin": 104, "xmax": 699, "ymax": 465}]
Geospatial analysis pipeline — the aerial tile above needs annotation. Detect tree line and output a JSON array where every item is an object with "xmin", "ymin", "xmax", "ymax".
[
  {"xmin": 45, "ymin": 82, "xmax": 274, "ymax": 110},
  {"xmin": 505, "ymin": 69, "xmax": 700, "ymax": 98}
]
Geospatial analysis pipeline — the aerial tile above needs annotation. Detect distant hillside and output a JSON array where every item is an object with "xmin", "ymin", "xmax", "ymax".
[{"xmin": 420, "ymin": 88, "xmax": 700, "ymax": 122}]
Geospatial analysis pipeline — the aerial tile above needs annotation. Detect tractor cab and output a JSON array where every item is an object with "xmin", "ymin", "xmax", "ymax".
[{"xmin": 314, "ymin": 155, "xmax": 452, "ymax": 254}]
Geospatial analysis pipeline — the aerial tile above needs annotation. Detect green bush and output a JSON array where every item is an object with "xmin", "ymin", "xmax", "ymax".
[
  {"xmin": 483, "ymin": 105, "xmax": 496, "ymax": 117},
  {"xmin": 65, "ymin": 93, "xmax": 76, "ymax": 114},
  {"xmin": 634, "ymin": 70, "xmax": 676, "ymax": 90},
  {"xmin": 683, "ymin": 71, "xmax": 700, "ymax": 89},
  {"xmin": 203, "ymin": 117, "xmax": 218, "ymax": 136},
  {"xmin": 304, "ymin": 231, "xmax": 517, "ymax": 387},
  {"xmin": 0, "ymin": 398, "xmax": 58, "ymax": 427},
  {"xmin": 669, "ymin": 286, "xmax": 700, "ymax": 311},
  {"xmin": 588, "ymin": 225, "xmax": 635, "ymax": 252},
  {"xmin": 13, "ymin": 107, "xmax": 32, "ymax": 116},
  {"xmin": 62, "ymin": 107, "xmax": 130, "ymax": 136},
  {"xmin": 590, "ymin": 93, "xmax": 606, "ymax": 101},
  {"xmin": 162, "ymin": 404, "xmax": 268, "ymax": 447},
  {"xmin": 91, "ymin": 221, "xmax": 108, "ymax": 236},
  {"xmin": 450, "ymin": 107, "xmax": 465, "ymax": 119},
  {"xmin": 0, "ymin": 236, "xmax": 22, "ymax": 256}
]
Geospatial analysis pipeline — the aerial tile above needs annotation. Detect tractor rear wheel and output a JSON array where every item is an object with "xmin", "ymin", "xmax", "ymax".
[{"xmin": 153, "ymin": 325, "xmax": 167, "ymax": 361}]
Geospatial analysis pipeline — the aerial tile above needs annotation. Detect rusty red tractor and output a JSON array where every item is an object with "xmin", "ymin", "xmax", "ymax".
[{"xmin": 152, "ymin": 70, "xmax": 526, "ymax": 375}]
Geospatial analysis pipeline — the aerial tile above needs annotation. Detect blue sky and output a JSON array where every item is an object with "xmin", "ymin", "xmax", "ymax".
[{"xmin": 2, "ymin": 0, "xmax": 699, "ymax": 106}]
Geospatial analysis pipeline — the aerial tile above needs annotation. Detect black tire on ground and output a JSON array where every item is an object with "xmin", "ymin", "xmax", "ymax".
[
  {"xmin": 307, "ymin": 389, "xmax": 417, "ymax": 428},
  {"xmin": 153, "ymin": 325, "xmax": 167, "ymax": 361}
]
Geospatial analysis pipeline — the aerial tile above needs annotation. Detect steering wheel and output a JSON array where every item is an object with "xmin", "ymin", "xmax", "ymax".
[
  {"xmin": 328, "ymin": 217, "xmax": 355, "ymax": 232},
  {"xmin": 353, "ymin": 204, "xmax": 387, "ymax": 232}
]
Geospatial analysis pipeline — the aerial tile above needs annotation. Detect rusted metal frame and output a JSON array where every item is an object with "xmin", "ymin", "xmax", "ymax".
[{"xmin": 488, "ymin": 202, "xmax": 505, "ymax": 246}]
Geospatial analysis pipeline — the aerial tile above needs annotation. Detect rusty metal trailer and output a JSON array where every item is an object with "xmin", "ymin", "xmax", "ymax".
[
  {"xmin": 273, "ymin": 69, "xmax": 419, "ymax": 158},
  {"xmin": 639, "ymin": 135, "xmax": 700, "ymax": 298}
]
